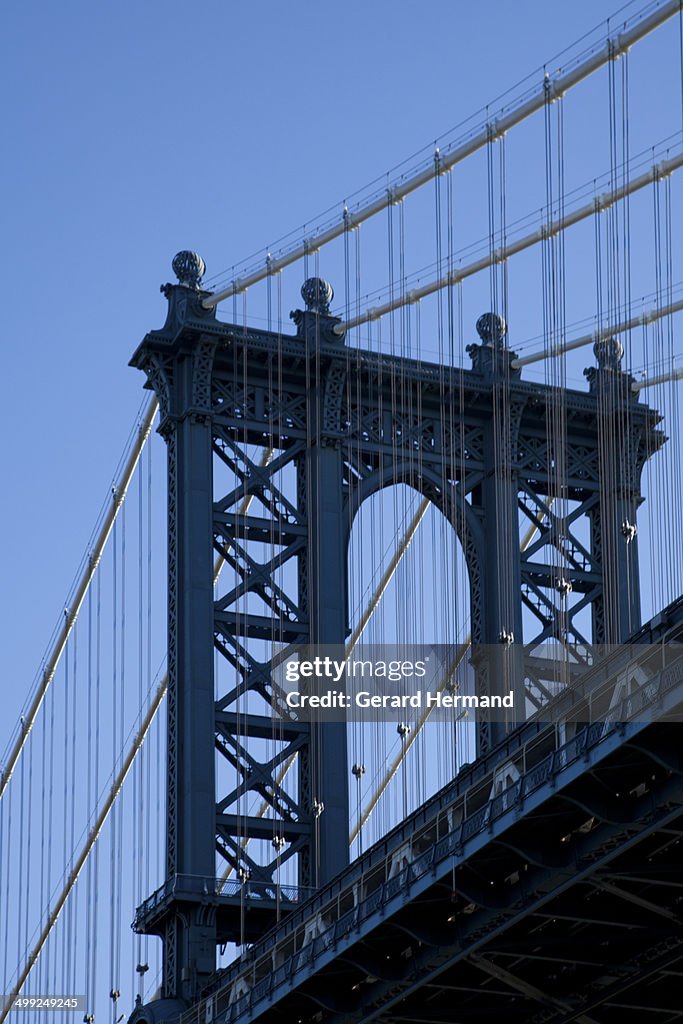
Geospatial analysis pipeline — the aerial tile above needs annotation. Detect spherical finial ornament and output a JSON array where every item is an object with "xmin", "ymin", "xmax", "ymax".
[
  {"xmin": 172, "ymin": 251, "xmax": 206, "ymax": 290},
  {"xmin": 476, "ymin": 312, "xmax": 508, "ymax": 347},
  {"xmin": 301, "ymin": 277, "xmax": 334, "ymax": 315},
  {"xmin": 593, "ymin": 336, "xmax": 624, "ymax": 370}
]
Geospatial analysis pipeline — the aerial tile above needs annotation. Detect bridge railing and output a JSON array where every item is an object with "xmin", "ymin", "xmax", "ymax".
[
  {"xmin": 133, "ymin": 874, "xmax": 314, "ymax": 933},
  {"xmin": 185, "ymin": 637, "xmax": 683, "ymax": 1024}
]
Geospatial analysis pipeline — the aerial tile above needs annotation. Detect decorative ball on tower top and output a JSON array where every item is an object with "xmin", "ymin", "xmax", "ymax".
[
  {"xmin": 172, "ymin": 251, "xmax": 206, "ymax": 290},
  {"xmin": 476, "ymin": 312, "xmax": 508, "ymax": 347},
  {"xmin": 593, "ymin": 335, "xmax": 624, "ymax": 371},
  {"xmin": 301, "ymin": 277, "xmax": 334, "ymax": 315}
]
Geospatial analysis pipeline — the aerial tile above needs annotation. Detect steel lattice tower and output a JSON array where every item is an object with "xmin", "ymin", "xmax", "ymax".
[{"xmin": 130, "ymin": 253, "xmax": 662, "ymax": 1008}]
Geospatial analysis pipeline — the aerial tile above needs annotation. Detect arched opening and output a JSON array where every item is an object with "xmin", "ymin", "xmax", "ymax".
[{"xmin": 346, "ymin": 481, "xmax": 475, "ymax": 856}]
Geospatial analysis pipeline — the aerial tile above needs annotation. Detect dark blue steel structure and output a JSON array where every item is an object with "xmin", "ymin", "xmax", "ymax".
[
  {"xmin": 186, "ymin": 609, "xmax": 683, "ymax": 1024},
  {"xmin": 128, "ymin": 254, "xmax": 681, "ymax": 1022}
]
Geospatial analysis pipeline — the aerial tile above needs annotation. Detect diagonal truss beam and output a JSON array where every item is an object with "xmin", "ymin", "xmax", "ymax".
[{"xmin": 469, "ymin": 953, "xmax": 599, "ymax": 1024}]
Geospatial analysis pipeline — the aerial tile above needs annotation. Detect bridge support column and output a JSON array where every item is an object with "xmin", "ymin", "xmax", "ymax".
[
  {"xmin": 479, "ymin": 443, "xmax": 525, "ymax": 746},
  {"xmin": 587, "ymin": 339, "xmax": 645, "ymax": 643},
  {"xmin": 302, "ymin": 444, "xmax": 350, "ymax": 884},
  {"xmin": 467, "ymin": 315, "xmax": 525, "ymax": 752},
  {"xmin": 131, "ymin": 259, "xmax": 220, "ymax": 1002},
  {"xmin": 162, "ymin": 346, "xmax": 218, "ymax": 1001},
  {"xmin": 301, "ymin": 341, "xmax": 350, "ymax": 885}
]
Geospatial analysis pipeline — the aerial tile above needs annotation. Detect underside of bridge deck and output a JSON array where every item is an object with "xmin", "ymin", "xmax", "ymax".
[{"xmin": 208, "ymin": 719, "xmax": 683, "ymax": 1024}]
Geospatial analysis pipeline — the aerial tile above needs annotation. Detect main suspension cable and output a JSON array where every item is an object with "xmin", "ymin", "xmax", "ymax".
[
  {"xmin": 0, "ymin": 398, "xmax": 158, "ymax": 800},
  {"xmin": 202, "ymin": 0, "xmax": 682, "ymax": 310},
  {"xmin": 333, "ymin": 151, "xmax": 683, "ymax": 336}
]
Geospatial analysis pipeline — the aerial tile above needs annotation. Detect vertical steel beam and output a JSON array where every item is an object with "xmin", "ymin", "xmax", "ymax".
[
  {"xmin": 304, "ymin": 439, "xmax": 350, "ymax": 884},
  {"xmin": 130, "ymin": 253, "xmax": 220, "ymax": 1000},
  {"xmin": 166, "ymin": 353, "xmax": 218, "ymax": 998},
  {"xmin": 587, "ymin": 339, "xmax": 646, "ymax": 642},
  {"xmin": 468, "ymin": 315, "xmax": 526, "ymax": 750}
]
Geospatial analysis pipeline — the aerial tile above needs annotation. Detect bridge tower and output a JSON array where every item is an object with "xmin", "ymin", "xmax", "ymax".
[{"xmin": 129, "ymin": 252, "xmax": 662, "ymax": 1011}]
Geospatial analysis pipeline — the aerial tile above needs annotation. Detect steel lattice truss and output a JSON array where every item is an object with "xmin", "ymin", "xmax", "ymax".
[{"xmin": 130, "ymin": 277, "xmax": 663, "ymax": 1002}]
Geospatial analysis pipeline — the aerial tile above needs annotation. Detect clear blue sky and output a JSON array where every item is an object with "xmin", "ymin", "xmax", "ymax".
[
  {"xmin": 2, "ymin": 0, "xmax": 675, "ymax": 727},
  {"xmin": 2, "ymin": 0, "xmax": 682, "ymax": 1013}
]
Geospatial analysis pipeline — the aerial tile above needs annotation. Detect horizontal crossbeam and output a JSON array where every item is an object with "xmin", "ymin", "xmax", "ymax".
[{"xmin": 217, "ymin": 814, "xmax": 310, "ymax": 841}]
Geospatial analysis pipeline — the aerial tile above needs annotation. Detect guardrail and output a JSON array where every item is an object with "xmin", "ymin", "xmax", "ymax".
[
  {"xmin": 184, "ymin": 644, "xmax": 683, "ymax": 1024},
  {"xmin": 134, "ymin": 875, "xmax": 313, "ymax": 932}
]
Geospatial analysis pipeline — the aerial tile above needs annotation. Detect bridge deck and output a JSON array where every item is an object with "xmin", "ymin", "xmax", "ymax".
[{"xmin": 178, "ymin": 603, "xmax": 683, "ymax": 1024}]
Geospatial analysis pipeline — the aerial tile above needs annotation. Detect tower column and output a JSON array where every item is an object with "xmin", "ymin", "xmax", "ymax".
[
  {"xmin": 467, "ymin": 314, "xmax": 526, "ymax": 752},
  {"xmin": 304, "ymin": 441, "xmax": 350, "ymax": 884},
  {"xmin": 133, "ymin": 253, "xmax": 219, "ymax": 1002},
  {"xmin": 297, "ymin": 279, "xmax": 350, "ymax": 886},
  {"xmin": 587, "ymin": 338, "xmax": 644, "ymax": 643},
  {"xmin": 164, "ymin": 381, "xmax": 217, "ymax": 999}
]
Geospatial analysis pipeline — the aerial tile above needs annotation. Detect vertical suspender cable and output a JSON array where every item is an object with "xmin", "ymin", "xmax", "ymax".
[
  {"xmin": 203, "ymin": 0, "xmax": 683, "ymax": 311},
  {"xmin": 0, "ymin": 679, "xmax": 167, "ymax": 1024},
  {"xmin": 0, "ymin": 399, "xmax": 158, "ymax": 801}
]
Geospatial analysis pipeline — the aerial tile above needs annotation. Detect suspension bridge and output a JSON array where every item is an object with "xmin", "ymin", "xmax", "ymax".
[{"xmin": 2, "ymin": 1, "xmax": 683, "ymax": 1022}]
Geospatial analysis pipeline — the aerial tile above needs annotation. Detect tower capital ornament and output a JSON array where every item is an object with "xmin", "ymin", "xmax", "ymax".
[
  {"xmin": 593, "ymin": 336, "xmax": 624, "ymax": 371},
  {"xmin": 172, "ymin": 251, "xmax": 206, "ymax": 290},
  {"xmin": 476, "ymin": 312, "xmax": 508, "ymax": 348},
  {"xmin": 301, "ymin": 277, "xmax": 334, "ymax": 315}
]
